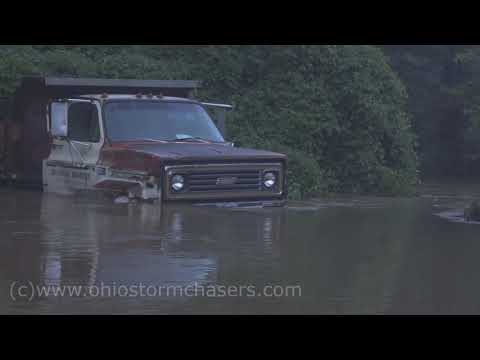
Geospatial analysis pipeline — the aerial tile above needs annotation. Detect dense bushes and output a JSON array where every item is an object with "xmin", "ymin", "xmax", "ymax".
[
  {"xmin": 381, "ymin": 45, "xmax": 480, "ymax": 179},
  {"xmin": 0, "ymin": 45, "xmax": 418, "ymax": 198},
  {"xmin": 225, "ymin": 46, "xmax": 418, "ymax": 196}
]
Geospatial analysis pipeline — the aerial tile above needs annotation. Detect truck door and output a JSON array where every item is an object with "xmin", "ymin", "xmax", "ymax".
[{"xmin": 44, "ymin": 99, "xmax": 104, "ymax": 194}]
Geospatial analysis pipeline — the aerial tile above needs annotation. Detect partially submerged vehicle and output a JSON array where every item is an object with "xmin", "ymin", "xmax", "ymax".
[{"xmin": 0, "ymin": 77, "xmax": 287, "ymax": 207}]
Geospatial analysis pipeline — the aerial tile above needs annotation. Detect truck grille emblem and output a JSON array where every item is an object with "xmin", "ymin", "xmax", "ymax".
[{"xmin": 216, "ymin": 177, "xmax": 237, "ymax": 186}]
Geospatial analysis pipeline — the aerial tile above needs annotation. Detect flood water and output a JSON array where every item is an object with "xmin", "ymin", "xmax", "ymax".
[{"xmin": 1, "ymin": 183, "xmax": 480, "ymax": 315}]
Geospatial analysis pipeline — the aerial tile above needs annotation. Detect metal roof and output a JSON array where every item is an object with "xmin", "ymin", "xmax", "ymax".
[
  {"xmin": 16, "ymin": 77, "xmax": 201, "ymax": 98},
  {"xmin": 77, "ymin": 94, "xmax": 199, "ymax": 103},
  {"xmin": 42, "ymin": 77, "xmax": 200, "ymax": 89}
]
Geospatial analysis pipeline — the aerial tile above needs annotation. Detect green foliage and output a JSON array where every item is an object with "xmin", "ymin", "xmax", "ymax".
[
  {"xmin": 0, "ymin": 46, "xmax": 42, "ymax": 95},
  {"xmin": 225, "ymin": 46, "xmax": 417, "ymax": 195},
  {"xmin": 0, "ymin": 45, "xmax": 419, "ymax": 198},
  {"xmin": 271, "ymin": 144, "xmax": 331, "ymax": 200},
  {"xmin": 381, "ymin": 45, "xmax": 480, "ymax": 178},
  {"xmin": 451, "ymin": 47, "xmax": 480, "ymax": 175}
]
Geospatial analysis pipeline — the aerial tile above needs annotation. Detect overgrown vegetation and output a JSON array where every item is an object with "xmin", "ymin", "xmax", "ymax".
[
  {"xmin": 381, "ymin": 45, "xmax": 480, "ymax": 179},
  {"xmin": 0, "ymin": 45, "xmax": 419, "ymax": 199}
]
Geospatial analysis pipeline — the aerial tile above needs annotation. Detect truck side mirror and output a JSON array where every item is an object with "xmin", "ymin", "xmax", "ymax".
[{"xmin": 50, "ymin": 102, "xmax": 68, "ymax": 138}]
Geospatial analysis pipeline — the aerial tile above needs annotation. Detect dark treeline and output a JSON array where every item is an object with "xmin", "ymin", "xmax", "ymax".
[
  {"xmin": 381, "ymin": 45, "xmax": 480, "ymax": 179},
  {"xmin": 0, "ymin": 45, "xmax": 477, "ymax": 198}
]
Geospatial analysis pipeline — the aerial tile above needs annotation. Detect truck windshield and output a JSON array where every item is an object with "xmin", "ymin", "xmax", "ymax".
[{"xmin": 104, "ymin": 101, "xmax": 225, "ymax": 143}]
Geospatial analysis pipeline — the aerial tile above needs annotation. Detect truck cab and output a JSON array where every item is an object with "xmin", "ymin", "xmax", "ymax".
[{"xmin": 0, "ymin": 77, "xmax": 287, "ymax": 207}]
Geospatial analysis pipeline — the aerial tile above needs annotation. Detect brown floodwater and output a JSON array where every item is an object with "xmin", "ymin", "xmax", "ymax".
[{"xmin": 1, "ymin": 182, "xmax": 480, "ymax": 315}]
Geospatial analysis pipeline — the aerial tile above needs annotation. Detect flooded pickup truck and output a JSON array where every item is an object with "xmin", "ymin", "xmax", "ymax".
[{"xmin": 0, "ymin": 77, "xmax": 287, "ymax": 207}]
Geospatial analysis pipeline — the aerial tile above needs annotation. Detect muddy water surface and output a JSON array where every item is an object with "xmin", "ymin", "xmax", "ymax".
[{"xmin": 1, "ymin": 183, "xmax": 479, "ymax": 314}]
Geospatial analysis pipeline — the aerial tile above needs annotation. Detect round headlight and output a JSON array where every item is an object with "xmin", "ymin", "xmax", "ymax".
[
  {"xmin": 171, "ymin": 175, "xmax": 185, "ymax": 191},
  {"xmin": 263, "ymin": 172, "xmax": 277, "ymax": 188}
]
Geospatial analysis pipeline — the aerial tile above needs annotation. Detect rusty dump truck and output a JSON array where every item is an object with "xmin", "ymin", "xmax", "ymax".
[{"xmin": 0, "ymin": 77, "xmax": 287, "ymax": 207}]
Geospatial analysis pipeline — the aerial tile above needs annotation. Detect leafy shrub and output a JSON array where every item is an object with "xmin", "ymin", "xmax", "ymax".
[{"xmin": 269, "ymin": 144, "xmax": 331, "ymax": 200}]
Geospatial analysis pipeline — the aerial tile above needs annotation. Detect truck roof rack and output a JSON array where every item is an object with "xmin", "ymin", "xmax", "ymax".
[{"xmin": 15, "ymin": 77, "xmax": 201, "ymax": 98}]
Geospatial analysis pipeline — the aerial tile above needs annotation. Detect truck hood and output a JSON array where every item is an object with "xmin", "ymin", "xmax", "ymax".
[{"xmin": 109, "ymin": 141, "xmax": 286, "ymax": 163}]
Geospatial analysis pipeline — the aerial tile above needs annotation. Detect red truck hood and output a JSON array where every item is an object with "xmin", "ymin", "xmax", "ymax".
[{"xmin": 107, "ymin": 141, "xmax": 286, "ymax": 163}]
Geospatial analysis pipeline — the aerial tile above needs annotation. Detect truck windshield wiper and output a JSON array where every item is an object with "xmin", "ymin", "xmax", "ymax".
[
  {"xmin": 171, "ymin": 137, "xmax": 212, "ymax": 143},
  {"xmin": 126, "ymin": 138, "xmax": 168, "ymax": 143}
]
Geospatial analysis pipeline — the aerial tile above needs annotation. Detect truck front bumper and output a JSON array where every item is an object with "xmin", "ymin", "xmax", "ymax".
[{"xmin": 192, "ymin": 199, "xmax": 287, "ymax": 209}]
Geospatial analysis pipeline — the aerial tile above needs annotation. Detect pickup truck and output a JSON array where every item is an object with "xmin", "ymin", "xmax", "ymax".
[{"xmin": 0, "ymin": 77, "xmax": 287, "ymax": 207}]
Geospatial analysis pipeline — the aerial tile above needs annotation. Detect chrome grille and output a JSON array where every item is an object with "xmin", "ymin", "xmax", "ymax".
[
  {"xmin": 164, "ymin": 163, "xmax": 284, "ymax": 201},
  {"xmin": 189, "ymin": 169, "xmax": 261, "ymax": 192}
]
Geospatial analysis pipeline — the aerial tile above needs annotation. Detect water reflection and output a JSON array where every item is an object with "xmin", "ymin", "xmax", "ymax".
[
  {"xmin": 2, "ymin": 186, "xmax": 480, "ymax": 314},
  {"xmin": 38, "ymin": 194, "xmax": 221, "ymax": 289},
  {"xmin": 0, "ymin": 190, "xmax": 287, "ymax": 314}
]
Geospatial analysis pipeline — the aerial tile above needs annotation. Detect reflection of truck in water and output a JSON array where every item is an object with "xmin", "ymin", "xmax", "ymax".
[
  {"xmin": 0, "ymin": 77, "xmax": 287, "ymax": 207},
  {"xmin": 34, "ymin": 194, "xmax": 283, "ymax": 301}
]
